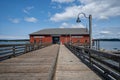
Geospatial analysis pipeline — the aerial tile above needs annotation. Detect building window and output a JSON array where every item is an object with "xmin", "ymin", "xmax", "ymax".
[
  {"xmin": 85, "ymin": 40, "xmax": 87, "ymax": 43},
  {"xmin": 34, "ymin": 40, "xmax": 36, "ymax": 43}
]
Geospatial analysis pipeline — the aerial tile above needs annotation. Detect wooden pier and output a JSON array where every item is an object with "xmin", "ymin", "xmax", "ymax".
[
  {"xmin": 0, "ymin": 44, "xmax": 119, "ymax": 80},
  {"xmin": 54, "ymin": 45, "xmax": 101, "ymax": 80},
  {"xmin": 0, "ymin": 44, "xmax": 59, "ymax": 80},
  {"xmin": 65, "ymin": 44, "xmax": 120, "ymax": 80}
]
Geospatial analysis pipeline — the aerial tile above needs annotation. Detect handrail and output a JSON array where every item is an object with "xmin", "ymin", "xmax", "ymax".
[
  {"xmin": 65, "ymin": 43, "xmax": 120, "ymax": 80},
  {"xmin": 0, "ymin": 43, "xmax": 52, "ymax": 61}
]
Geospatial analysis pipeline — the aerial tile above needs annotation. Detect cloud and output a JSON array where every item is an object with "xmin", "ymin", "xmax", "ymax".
[
  {"xmin": 94, "ymin": 31, "xmax": 112, "ymax": 39},
  {"xmin": 23, "ymin": 6, "xmax": 34, "ymax": 14},
  {"xmin": 59, "ymin": 26, "xmax": 65, "ymax": 28},
  {"xmin": 9, "ymin": 18, "xmax": 20, "ymax": 23},
  {"xmin": 71, "ymin": 24, "xmax": 85, "ymax": 28},
  {"xmin": 93, "ymin": 26, "xmax": 120, "ymax": 39},
  {"xmin": 52, "ymin": 0, "xmax": 75, "ymax": 3},
  {"xmin": 59, "ymin": 22, "xmax": 68, "ymax": 28},
  {"xmin": 24, "ymin": 17, "xmax": 38, "ymax": 23},
  {"xmin": 23, "ymin": 9, "xmax": 29, "ymax": 14},
  {"xmin": 52, "ymin": 5, "xmax": 62, "ymax": 9},
  {"xmin": 50, "ymin": 6, "xmax": 81, "ymax": 22},
  {"xmin": 48, "ymin": 12, "xmax": 51, "ymax": 17},
  {"xmin": 118, "ymin": 33, "xmax": 120, "ymax": 35},
  {"xmin": 99, "ymin": 31, "xmax": 111, "ymax": 35},
  {"xmin": 62, "ymin": 22, "xmax": 68, "ymax": 26},
  {"xmin": 58, "ymin": 5, "xmax": 62, "ymax": 9},
  {"xmin": 50, "ymin": 0, "xmax": 120, "ymax": 22},
  {"xmin": 59, "ymin": 22, "xmax": 85, "ymax": 28}
]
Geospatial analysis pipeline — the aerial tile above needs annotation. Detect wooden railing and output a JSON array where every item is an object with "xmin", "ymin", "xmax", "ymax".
[
  {"xmin": 65, "ymin": 43, "xmax": 120, "ymax": 80},
  {"xmin": 0, "ymin": 43, "xmax": 52, "ymax": 61}
]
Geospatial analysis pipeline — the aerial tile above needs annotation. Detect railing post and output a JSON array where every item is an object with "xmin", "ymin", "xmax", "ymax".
[
  {"xmin": 39, "ymin": 43, "xmax": 41, "ymax": 49},
  {"xmin": 119, "ymin": 60, "xmax": 120, "ymax": 69},
  {"xmin": 88, "ymin": 50, "xmax": 92, "ymax": 66},
  {"xmin": 12, "ymin": 45, "xmax": 15, "ymax": 57},
  {"xmin": 37, "ymin": 43, "xmax": 39, "ymax": 49},
  {"xmin": 37, "ymin": 44, "xmax": 39, "ymax": 49},
  {"xmin": 25, "ymin": 44, "xmax": 27, "ymax": 53},
  {"xmin": 81, "ymin": 48, "xmax": 84, "ymax": 54},
  {"xmin": 34, "ymin": 44, "xmax": 36, "ymax": 50},
  {"xmin": 34, "ymin": 44, "xmax": 35, "ymax": 50},
  {"xmin": 81, "ymin": 48, "xmax": 84, "ymax": 59},
  {"xmin": 32, "ymin": 44, "xmax": 34, "ymax": 51},
  {"xmin": 29, "ymin": 45, "xmax": 31, "ymax": 51}
]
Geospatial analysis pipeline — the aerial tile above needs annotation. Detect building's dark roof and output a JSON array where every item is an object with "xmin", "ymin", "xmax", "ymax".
[{"xmin": 30, "ymin": 28, "xmax": 89, "ymax": 35}]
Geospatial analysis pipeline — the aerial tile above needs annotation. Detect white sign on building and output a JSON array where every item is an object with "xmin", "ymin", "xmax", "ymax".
[
  {"xmin": 71, "ymin": 36, "xmax": 83, "ymax": 38},
  {"xmin": 34, "ymin": 36, "xmax": 45, "ymax": 38}
]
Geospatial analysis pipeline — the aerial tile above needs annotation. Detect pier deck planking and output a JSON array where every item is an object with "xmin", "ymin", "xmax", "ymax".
[
  {"xmin": 0, "ymin": 44, "xmax": 59, "ymax": 80},
  {"xmin": 54, "ymin": 45, "xmax": 101, "ymax": 80}
]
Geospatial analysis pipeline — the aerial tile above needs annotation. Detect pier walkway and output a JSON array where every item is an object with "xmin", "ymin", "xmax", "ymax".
[
  {"xmin": 0, "ymin": 44, "xmax": 102, "ymax": 80},
  {"xmin": 54, "ymin": 45, "xmax": 101, "ymax": 80},
  {"xmin": 0, "ymin": 44, "xmax": 59, "ymax": 80}
]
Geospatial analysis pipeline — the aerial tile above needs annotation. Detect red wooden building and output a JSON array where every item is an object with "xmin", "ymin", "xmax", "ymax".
[{"xmin": 29, "ymin": 28, "xmax": 90, "ymax": 45}]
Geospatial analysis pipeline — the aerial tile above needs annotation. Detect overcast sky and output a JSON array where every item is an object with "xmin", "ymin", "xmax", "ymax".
[{"xmin": 0, "ymin": 0, "xmax": 120, "ymax": 39}]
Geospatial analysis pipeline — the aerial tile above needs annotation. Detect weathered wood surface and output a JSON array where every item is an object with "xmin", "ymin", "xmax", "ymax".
[
  {"xmin": 54, "ymin": 45, "xmax": 101, "ymax": 80},
  {"xmin": 65, "ymin": 44, "xmax": 120, "ymax": 80},
  {"xmin": 0, "ymin": 44, "xmax": 59, "ymax": 80},
  {"xmin": 0, "ymin": 43, "xmax": 52, "ymax": 60}
]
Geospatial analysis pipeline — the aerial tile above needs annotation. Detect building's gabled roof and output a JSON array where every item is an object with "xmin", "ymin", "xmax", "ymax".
[{"xmin": 30, "ymin": 28, "xmax": 89, "ymax": 35}]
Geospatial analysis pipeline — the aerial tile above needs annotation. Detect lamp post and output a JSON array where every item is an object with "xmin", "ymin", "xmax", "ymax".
[
  {"xmin": 76, "ymin": 13, "xmax": 92, "ymax": 48},
  {"xmin": 70, "ymin": 34, "xmax": 71, "ymax": 44}
]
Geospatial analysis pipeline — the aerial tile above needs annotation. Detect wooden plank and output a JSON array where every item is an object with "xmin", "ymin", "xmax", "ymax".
[
  {"xmin": 0, "ymin": 44, "xmax": 59, "ymax": 80},
  {"xmin": 54, "ymin": 45, "xmax": 101, "ymax": 80}
]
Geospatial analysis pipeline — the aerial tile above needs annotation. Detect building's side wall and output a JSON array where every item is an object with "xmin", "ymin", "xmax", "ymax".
[
  {"xmin": 43, "ymin": 35, "xmax": 52, "ymax": 43},
  {"xmin": 30, "ymin": 36, "xmax": 34, "ymax": 43},
  {"xmin": 60, "ymin": 35, "xmax": 89, "ymax": 45},
  {"xmin": 30, "ymin": 35, "xmax": 52, "ymax": 43},
  {"xmin": 30, "ymin": 35, "xmax": 89, "ymax": 45}
]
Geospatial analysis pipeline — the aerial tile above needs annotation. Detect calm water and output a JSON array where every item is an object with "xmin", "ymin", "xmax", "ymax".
[
  {"xmin": 94, "ymin": 41, "xmax": 120, "ymax": 51},
  {"xmin": 0, "ymin": 41, "xmax": 120, "ymax": 50},
  {"xmin": 0, "ymin": 41, "xmax": 29, "ymax": 45}
]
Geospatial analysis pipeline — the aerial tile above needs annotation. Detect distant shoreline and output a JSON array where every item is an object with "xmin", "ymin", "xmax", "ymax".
[
  {"xmin": 0, "ymin": 39, "xmax": 29, "ymax": 42},
  {"xmin": 0, "ymin": 38, "xmax": 120, "ymax": 42},
  {"xmin": 93, "ymin": 39, "xmax": 120, "ymax": 41}
]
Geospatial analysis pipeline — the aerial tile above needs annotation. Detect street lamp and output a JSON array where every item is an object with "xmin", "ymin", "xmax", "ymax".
[{"xmin": 76, "ymin": 13, "xmax": 92, "ymax": 48}]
